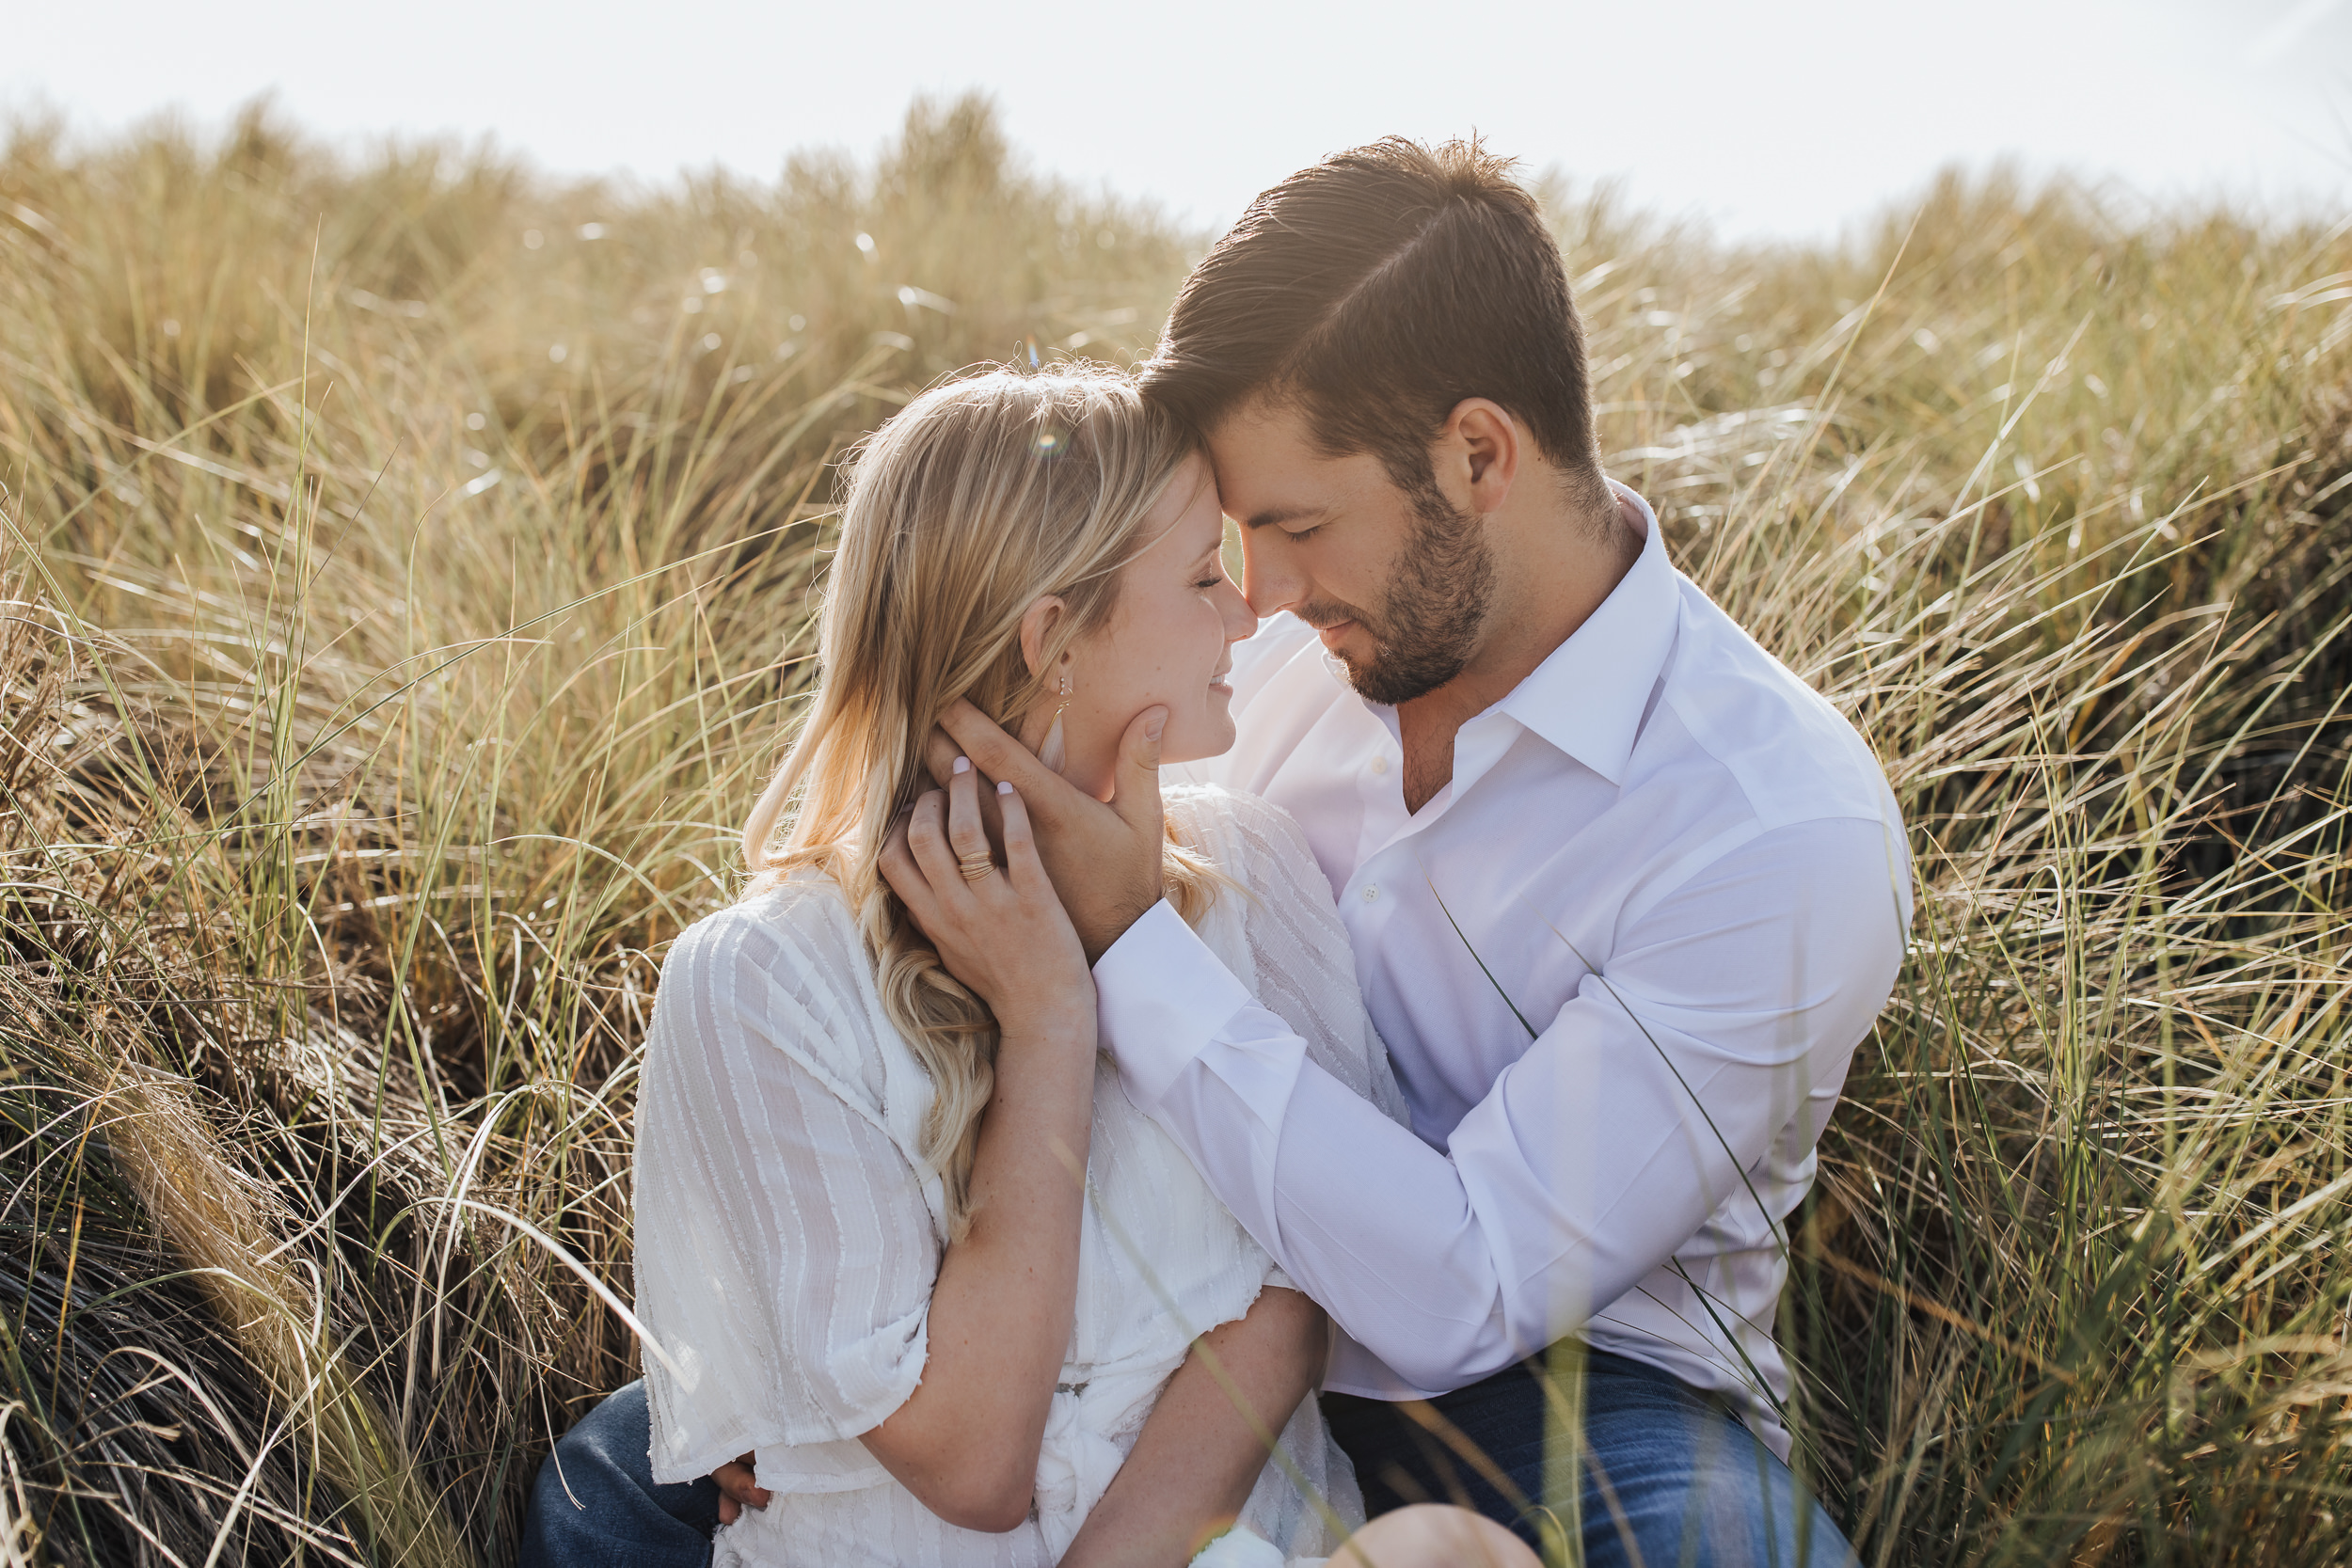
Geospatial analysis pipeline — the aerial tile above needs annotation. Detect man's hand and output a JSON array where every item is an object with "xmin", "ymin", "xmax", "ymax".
[
  {"xmin": 713, "ymin": 1452, "xmax": 770, "ymax": 1525},
  {"xmin": 924, "ymin": 699, "xmax": 1168, "ymax": 964}
]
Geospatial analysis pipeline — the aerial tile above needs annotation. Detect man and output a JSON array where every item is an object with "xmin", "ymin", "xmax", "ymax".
[
  {"xmin": 525, "ymin": 137, "xmax": 1908, "ymax": 1567},
  {"xmin": 932, "ymin": 136, "xmax": 1910, "ymax": 1565}
]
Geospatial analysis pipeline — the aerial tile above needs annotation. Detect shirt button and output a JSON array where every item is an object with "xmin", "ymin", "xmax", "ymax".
[
  {"xmin": 1361, "ymin": 884, "xmax": 1380, "ymax": 902},
  {"xmin": 1369, "ymin": 755, "xmax": 1391, "ymax": 776}
]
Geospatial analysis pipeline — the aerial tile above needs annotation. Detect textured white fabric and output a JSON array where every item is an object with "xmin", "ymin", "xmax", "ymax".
[
  {"xmin": 1102, "ymin": 482, "xmax": 1915, "ymax": 1460},
  {"xmin": 633, "ymin": 785, "xmax": 1406, "ymax": 1568},
  {"xmin": 1193, "ymin": 1526, "xmax": 1319, "ymax": 1568}
]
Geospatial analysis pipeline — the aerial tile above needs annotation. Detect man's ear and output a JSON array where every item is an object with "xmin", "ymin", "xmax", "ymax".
[
  {"xmin": 1017, "ymin": 595, "xmax": 1068, "ymax": 678},
  {"xmin": 1440, "ymin": 399, "xmax": 1521, "ymax": 515}
]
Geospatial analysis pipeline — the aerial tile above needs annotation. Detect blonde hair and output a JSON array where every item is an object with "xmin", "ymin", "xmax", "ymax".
[{"xmin": 740, "ymin": 364, "xmax": 1222, "ymax": 1236}]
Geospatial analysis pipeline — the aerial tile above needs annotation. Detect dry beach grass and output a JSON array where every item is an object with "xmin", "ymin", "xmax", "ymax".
[{"xmin": 2, "ymin": 96, "xmax": 2349, "ymax": 1565}]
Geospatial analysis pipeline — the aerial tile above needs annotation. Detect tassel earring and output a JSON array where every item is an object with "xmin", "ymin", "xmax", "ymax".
[{"xmin": 1039, "ymin": 669, "xmax": 1073, "ymax": 774}]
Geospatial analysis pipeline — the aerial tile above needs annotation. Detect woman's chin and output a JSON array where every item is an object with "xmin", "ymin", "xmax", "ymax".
[{"xmin": 1160, "ymin": 712, "xmax": 1239, "ymax": 768}]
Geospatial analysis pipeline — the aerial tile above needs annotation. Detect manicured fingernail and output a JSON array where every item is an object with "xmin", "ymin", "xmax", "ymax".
[
  {"xmin": 997, "ymin": 780, "xmax": 1013, "ymax": 796},
  {"xmin": 952, "ymin": 755, "xmax": 971, "ymax": 775}
]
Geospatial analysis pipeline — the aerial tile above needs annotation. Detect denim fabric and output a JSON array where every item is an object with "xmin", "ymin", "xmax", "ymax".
[
  {"xmin": 1320, "ymin": 1352, "xmax": 1854, "ymax": 1568},
  {"xmin": 524, "ymin": 1357, "xmax": 1852, "ymax": 1568},
  {"xmin": 519, "ymin": 1380, "xmax": 720, "ymax": 1568}
]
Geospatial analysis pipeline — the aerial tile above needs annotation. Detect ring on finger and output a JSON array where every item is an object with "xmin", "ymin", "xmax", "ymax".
[{"xmin": 957, "ymin": 849, "xmax": 996, "ymax": 882}]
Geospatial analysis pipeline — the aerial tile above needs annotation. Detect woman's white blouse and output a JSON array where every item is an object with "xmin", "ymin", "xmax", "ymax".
[{"xmin": 633, "ymin": 785, "xmax": 1409, "ymax": 1567}]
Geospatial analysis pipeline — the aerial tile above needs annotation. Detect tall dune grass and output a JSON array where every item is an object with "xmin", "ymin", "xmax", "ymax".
[{"xmin": 3, "ymin": 97, "xmax": 2348, "ymax": 1564}]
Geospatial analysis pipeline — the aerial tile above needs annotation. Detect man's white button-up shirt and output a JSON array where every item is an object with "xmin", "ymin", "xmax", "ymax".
[{"xmin": 1095, "ymin": 483, "xmax": 1914, "ymax": 1458}]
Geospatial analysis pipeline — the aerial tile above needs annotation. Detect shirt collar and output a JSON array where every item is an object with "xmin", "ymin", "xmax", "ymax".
[{"xmin": 1486, "ymin": 480, "xmax": 1679, "ymax": 787}]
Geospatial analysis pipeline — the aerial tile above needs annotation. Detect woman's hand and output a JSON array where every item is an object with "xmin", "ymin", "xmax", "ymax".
[
  {"xmin": 925, "ymin": 700, "xmax": 1169, "ymax": 965},
  {"xmin": 882, "ymin": 757, "xmax": 1092, "ymax": 1038},
  {"xmin": 862, "ymin": 756, "xmax": 1102, "ymax": 1531}
]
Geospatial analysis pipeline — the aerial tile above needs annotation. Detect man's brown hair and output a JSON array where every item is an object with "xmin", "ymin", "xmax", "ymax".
[{"xmin": 1138, "ymin": 136, "xmax": 1608, "ymax": 510}]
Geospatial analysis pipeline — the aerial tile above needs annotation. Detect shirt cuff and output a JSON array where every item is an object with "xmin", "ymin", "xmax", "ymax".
[{"xmin": 1090, "ymin": 899, "xmax": 1255, "ymax": 1109}]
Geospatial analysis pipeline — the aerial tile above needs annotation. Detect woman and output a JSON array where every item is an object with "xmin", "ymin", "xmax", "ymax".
[{"xmin": 631, "ymin": 365, "xmax": 1536, "ymax": 1568}]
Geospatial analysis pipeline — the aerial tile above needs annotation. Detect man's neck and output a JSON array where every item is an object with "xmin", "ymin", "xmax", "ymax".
[{"xmin": 1395, "ymin": 485, "xmax": 1643, "ymax": 813}]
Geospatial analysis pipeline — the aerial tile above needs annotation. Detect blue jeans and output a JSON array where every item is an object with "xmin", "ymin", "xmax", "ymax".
[
  {"xmin": 520, "ymin": 1381, "xmax": 720, "ymax": 1568},
  {"xmin": 1321, "ymin": 1351, "xmax": 1854, "ymax": 1567},
  {"xmin": 523, "ymin": 1356, "xmax": 1853, "ymax": 1567}
]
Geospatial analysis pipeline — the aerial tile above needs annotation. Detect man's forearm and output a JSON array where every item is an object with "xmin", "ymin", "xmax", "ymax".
[
  {"xmin": 1160, "ymin": 1052, "xmax": 1519, "ymax": 1391},
  {"xmin": 1058, "ymin": 1287, "xmax": 1326, "ymax": 1568},
  {"xmin": 1094, "ymin": 818, "xmax": 1908, "ymax": 1399},
  {"xmin": 1092, "ymin": 905, "xmax": 1517, "ymax": 1387}
]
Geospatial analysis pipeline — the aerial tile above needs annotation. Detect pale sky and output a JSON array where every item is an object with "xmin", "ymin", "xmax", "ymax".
[{"xmin": 6, "ymin": 0, "xmax": 2348, "ymax": 241}]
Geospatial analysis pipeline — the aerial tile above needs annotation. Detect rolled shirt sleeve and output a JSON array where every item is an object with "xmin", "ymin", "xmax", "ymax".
[
  {"xmin": 1092, "ymin": 816, "xmax": 1907, "ymax": 1397},
  {"xmin": 636, "ymin": 903, "xmax": 942, "ymax": 1485}
]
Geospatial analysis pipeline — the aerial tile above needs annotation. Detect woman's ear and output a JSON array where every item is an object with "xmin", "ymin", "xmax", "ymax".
[{"xmin": 1017, "ymin": 595, "xmax": 1068, "ymax": 679}]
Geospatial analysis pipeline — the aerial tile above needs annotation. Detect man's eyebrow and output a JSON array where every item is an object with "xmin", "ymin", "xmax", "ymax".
[{"xmin": 1238, "ymin": 505, "xmax": 1327, "ymax": 531}]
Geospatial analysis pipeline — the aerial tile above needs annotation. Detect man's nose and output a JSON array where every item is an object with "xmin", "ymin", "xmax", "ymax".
[
  {"xmin": 1237, "ymin": 531, "xmax": 1302, "ymax": 619},
  {"xmin": 1219, "ymin": 576, "xmax": 1259, "ymax": 643}
]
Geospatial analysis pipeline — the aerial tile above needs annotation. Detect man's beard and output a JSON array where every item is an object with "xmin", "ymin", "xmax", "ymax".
[{"xmin": 1306, "ymin": 484, "xmax": 1495, "ymax": 706}]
